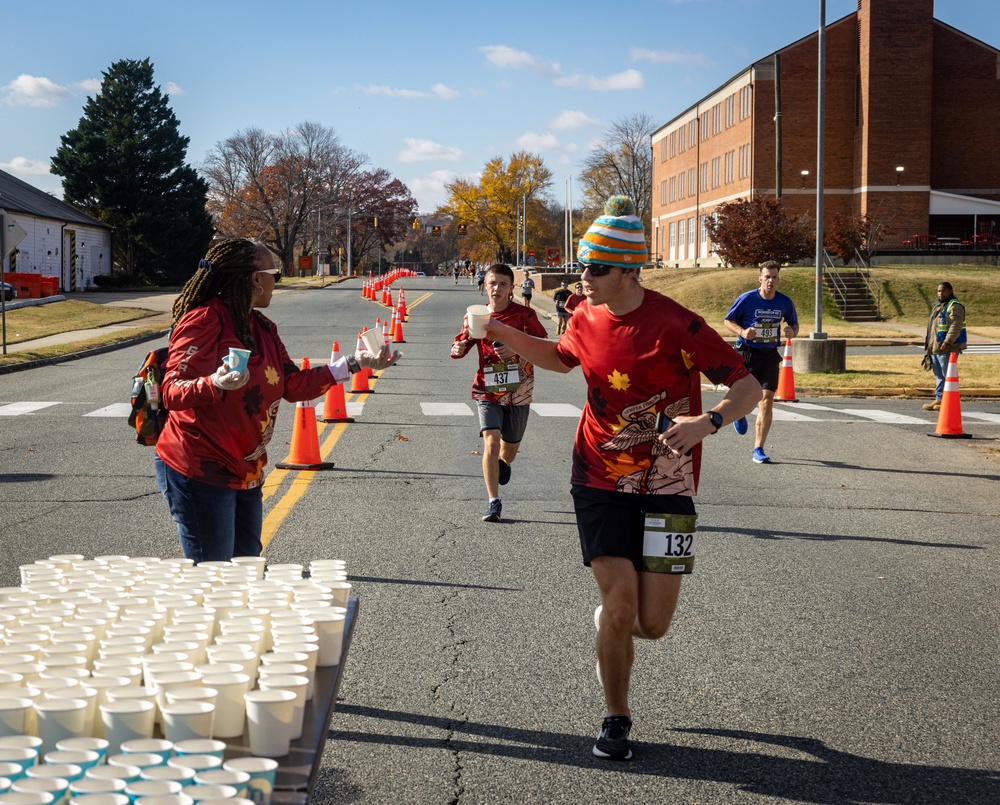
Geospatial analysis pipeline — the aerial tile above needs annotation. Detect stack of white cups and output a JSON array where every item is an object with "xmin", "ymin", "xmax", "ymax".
[{"xmin": 0, "ymin": 553, "xmax": 351, "ymax": 801}]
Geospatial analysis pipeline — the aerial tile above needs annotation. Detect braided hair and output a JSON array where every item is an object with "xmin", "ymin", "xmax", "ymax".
[{"xmin": 172, "ymin": 238, "xmax": 270, "ymax": 350}]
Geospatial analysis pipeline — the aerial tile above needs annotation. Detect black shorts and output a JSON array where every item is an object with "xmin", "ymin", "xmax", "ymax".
[
  {"xmin": 571, "ymin": 485, "xmax": 696, "ymax": 571},
  {"xmin": 739, "ymin": 345, "xmax": 782, "ymax": 391}
]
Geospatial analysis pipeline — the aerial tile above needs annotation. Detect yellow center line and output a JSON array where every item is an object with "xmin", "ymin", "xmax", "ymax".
[{"xmin": 260, "ymin": 372, "xmax": 386, "ymax": 550}]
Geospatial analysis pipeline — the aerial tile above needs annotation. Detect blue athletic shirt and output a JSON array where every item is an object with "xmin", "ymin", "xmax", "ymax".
[{"xmin": 726, "ymin": 290, "xmax": 798, "ymax": 350}]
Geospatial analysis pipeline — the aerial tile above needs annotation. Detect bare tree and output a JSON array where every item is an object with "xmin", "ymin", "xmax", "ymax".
[
  {"xmin": 579, "ymin": 112, "xmax": 654, "ymax": 232},
  {"xmin": 203, "ymin": 121, "xmax": 366, "ymax": 270}
]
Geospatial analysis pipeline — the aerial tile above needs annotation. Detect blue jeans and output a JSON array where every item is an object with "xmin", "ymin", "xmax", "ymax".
[
  {"xmin": 930, "ymin": 353, "xmax": 950, "ymax": 400},
  {"xmin": 155, "ymin": 455, "xmax": 263, "ymax": 563}
]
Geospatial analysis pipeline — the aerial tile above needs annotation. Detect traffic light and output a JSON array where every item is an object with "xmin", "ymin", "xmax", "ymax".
[
  {"xmin": 457, "ymin": 224, "xmax": 467, "ymax": 237},
  {"xmin": 431, "ymin": 225, "xmax": 441, "ymax": 237},
  {"xmin": 412, "ymin": 218, "xmax": 420, "ymax": 230},
  {"xmin": 374, "ymin": 217, "xmax": 378, "ymax": 228}
]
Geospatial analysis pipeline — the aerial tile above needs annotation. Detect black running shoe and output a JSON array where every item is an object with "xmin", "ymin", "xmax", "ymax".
[
  {"xmin": 482, "ymin": 499, "xmax": 502, "ymax": 523},
  {"xmin": 498, "ymin": 459, "xmax": 511, "ymax": 486},
  {"xmin": 593, "ymin": 715, "xmax": 632, "ymax": 760}
]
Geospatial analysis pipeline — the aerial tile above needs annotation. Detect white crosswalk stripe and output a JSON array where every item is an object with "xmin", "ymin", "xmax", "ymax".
[
  {"xmin": 84, "ymin": 403, "xmax": 133, "ymax": 418},
  {"xmin": 529, "ymin": 403, "xmax": 583, "ymax": 417},
  {"xmin": 964, "ymin": 412, "xmax": 1000, "ymax": 423},
  {"xmin": 420, "ymin": 402, "xmax": 473, "ymax": 416},
  {"xmin": 0, "ymin": 402, "xmax": 61, "ymax": 416}
]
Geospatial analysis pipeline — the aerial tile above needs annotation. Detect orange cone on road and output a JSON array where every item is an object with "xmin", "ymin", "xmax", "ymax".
[
  {"xmin": 398, "ymin": 288, "xmax": 408, "ymax": 321},
  {"xmin": 276, "ymin": 358, "xmax": 334, "ymax": 470},
  {"xmin": 773, "ymin": 338, "xmax": 798, "ymax": 402},
  {"xmin": 929, "ymin": 352, "xmax": 970, "ymax": 439},
  {"xmin": 318, "ymin": 341, "xmax": 354, "ymax": 423},
  {"xmin": 393, "ymin": 306, "xmax": 406, "ymax": 343},
  {"xmin": 350, "ymin": 332, "xmax": 373, "ymax": 393},
  {"xmin": 382, "ymin": 317, "xmax": 390, "ymax": 346}
]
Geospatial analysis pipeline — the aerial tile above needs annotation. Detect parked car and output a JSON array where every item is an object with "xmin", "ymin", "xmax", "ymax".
[{"xmin": 1, "ymin": 282, "xmax": 16, "ymax": 302}]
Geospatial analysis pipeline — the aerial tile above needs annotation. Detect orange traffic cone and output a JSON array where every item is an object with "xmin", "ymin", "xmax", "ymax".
[
  {"xmin": 276, "ymin": 358, "xmax": 334, "ymax": 470},
  {"xmin": 398, "ymin": 288, "xmax": 407, "ymax": 321},
  {"xmin": 349, "ymin": 332, "xmax": 372, "ymax": 393},
  {"xmin": 773, "ymin": 338, "xmax": 797, "ymax": 402},
  {"xmin": 385, "ymin": 289, "xmax": 394, "ymax": 310},
  {"xmin": 318, "ymin": 341, "xmax": 354, "ymax": 423},
  {"xmin": 382, "ymin": 317, "xmax": 390, "ymax": 346},
  {"xmin": 393, "ymin": 307, "xmax": 406, "ymax": 343},
  {"xmin": 929, "ymin": 352, "xmax": 970, "ymax": 439}
]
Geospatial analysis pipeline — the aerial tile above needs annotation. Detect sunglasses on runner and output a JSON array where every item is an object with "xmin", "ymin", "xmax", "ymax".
[{"xmin": 583, "ymin": 263, "xmax": 618, "ymax": 277}]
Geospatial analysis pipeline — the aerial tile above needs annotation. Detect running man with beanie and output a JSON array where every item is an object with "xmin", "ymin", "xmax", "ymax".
[{"xmin": 481, "ymin": 197, "xmax": 761, "ymax": 760}]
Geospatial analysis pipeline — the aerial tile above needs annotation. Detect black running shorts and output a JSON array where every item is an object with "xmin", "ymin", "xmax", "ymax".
[
  {"xmin": 571, "ymin": 485, "xmax": 696, "ymax": 571},
  {"xmin": 739, "ymin": 345, "xmax": 782, "ymax": 391}
]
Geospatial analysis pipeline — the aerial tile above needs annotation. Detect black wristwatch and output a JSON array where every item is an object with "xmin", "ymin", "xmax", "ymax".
[
  {"xmin": 346, "ymin": 355, "xmax": 361, "ymax": 374},
  {"xmin": 707, "ymin": 410, "xmax": 723, "ymax": 433}
]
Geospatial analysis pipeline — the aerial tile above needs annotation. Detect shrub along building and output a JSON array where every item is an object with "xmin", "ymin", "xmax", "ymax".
[
  {"xmin": 0, "ymin": 168, "xmax": 112, "ymax": 294},
  {"xmin": 651, "ymin": 0, "xmax": 1000, "ymax": 266}
]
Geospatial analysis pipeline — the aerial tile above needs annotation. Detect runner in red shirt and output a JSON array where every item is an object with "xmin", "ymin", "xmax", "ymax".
[
  {"xmin": 482, "ymin": 197, "xmax": 761, "ymax": 761},
  {"xmin": 451, "ymin": 263, "xmax": 547, "ymax": 523}
]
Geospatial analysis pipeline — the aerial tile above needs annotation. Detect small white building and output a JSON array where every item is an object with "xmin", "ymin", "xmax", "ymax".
[{"xmin": 0, "ymin": 169, "xmax": 113, "ymax": 292}]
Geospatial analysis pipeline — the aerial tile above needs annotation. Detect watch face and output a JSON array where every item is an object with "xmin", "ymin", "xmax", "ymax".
[{"xmin": 709, "ymin": 411, "xmax": 723, "ymax": 429}]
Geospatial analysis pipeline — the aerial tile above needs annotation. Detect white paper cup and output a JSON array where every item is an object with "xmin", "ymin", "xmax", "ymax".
[
  {"xmin": 221, "ymin": 758, "xmax": 276, "ymax": 805},
  {"xmin": 243, "ymin": 689, "xmax": 295, "ymax": 758},
  {"xmin": 25, "ymin": 761, "xmax": 82, "ymax": 783},
  {"xmin": 195, "ymin": 674, "xmax": 249, "ymax": 741},
  {"xmin": 359, "ymin": 328, "xmax": 383, "ymax": 356},
  {"xmin": 84, "ymin": 763, "xmax": 141, "ymax": 786},
  {"xmin": 267, "ymin": 642, "xmax": 318, "ymax": 700},
  {"xmin": 256, "ymin": 674, "xmax": 307, "ymax": 741},
  {"xmin": 99, "ymin": 700, "xmax": 155, "ymax": 756},
  {"xmin": 126, "ymin": 781, "xmax": 182, "ymax": 802},
  {"xmin": 55, "ymin": 737, "xmax": 108, "ymax": 766},
  {"xmin": 0, "ymin": 697, "xmax": 33, "ymax": 737},
  {"xmin": 34, "ymin": 697, "xmax": 88, "ymax": 755},
  {"xmin": 0, "ymin": 790, "xmax": 55, "ymax": 805},
  {"xmin": 68, "ymin": 777, "xmax": 127, "ymax": 798},
  {"xmin": 11, "ymin": 776, "xmax": 67, "ymax": 803},
  {"xmin": 165, "ymin": 756, "xmax": 221, "ymax": 776},
  {"xmin": 139, "ymin": 766, "xmax": 195, "ymax": 785},
  {"xmin": 180, "ymin": 784, "xmax": 237, "ymax": 803},
  {"xmin": 192, "ymin": 770, "xmax": 248, "ymax": 797},
  {"xmin": 43, "ymin": 747, "xmax": 100, "ymax": 773},
  {"xmin": 133, "ymin": 796, "xmax": 193, "ymax": 805},
  {"xmin": 227, "ymin": 349, "xmax": 251, "ymax": 374},
  {"xmin": 74, "ymin": 794, "xmax": 131, "ymax": 805},
  {"xmin": 309, "ymin": 611, "xmax": 347, "ymax": 666},
  {"xmin": 466, "ymin": 304, "xmax": 490, "ymax": 338},
  {"xmin": 109, "ymin": 752, "xmax": 162, "ymax": 771},
  {"xmin": 170, "ymin": 740, "xmax": 224, "ymax": 760},
  {"xmin": 159, "ymin": 703, "xmax": 214, "ymax": 744},
  {"xmin": 119, "ymin": 739, "xmax": 172, "ymax": 764}
]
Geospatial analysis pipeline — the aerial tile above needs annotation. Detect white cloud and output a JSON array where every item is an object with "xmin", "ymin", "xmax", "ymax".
[
  {"xmin": 549, "ymin": 109, "xmax": 604, "ymax": 131},
  {"xmin": 1, "ymin": 75, "xmax": 71, "ymax": 107},
  {"xmin": 479, "ymin": 45, "xmax": 559, "ymax": 76},
  {"xmin": 630, "ymin": 47, "xmax": 712, "ymax": 68},
  {"xmin": 77, "ymin": 78, "xmax": 101, "ymax": 93},
  {"xmin": 431, "ymin": 83, "xmax": 459, "ymax": 100},
  {"xmin": 516, "ymin": 131, "xmax": 559, "ymax": 151},
  {"xmin": 165, "ymin": 82, "xmax": 184, "ymax": 96},
  {"xmin": 409, "ymin": 169, "xmax": 461, "ymax": 212},
  {"xmin": 0, "ymin": 156, "xmax": 52, "ymax": 176},
  {"xmin": 556, "ymin": 69, "xmax": 644, "ymax": 91},
  {"xmin": 357, "ymin": 84, "xmax": 430, "ymax": 99},
  {"xmin": 357, "ymin": 83, "xmax": 459, "ymax": 100},
  {"xmin": 397, "ymin": 138, "xmax": 464, "ymax": 163}
]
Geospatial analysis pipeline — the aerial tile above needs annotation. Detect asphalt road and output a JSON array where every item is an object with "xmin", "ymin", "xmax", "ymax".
[{"xmin": 0, "ymin": 277, "xmax": 998, "ymax": 804}]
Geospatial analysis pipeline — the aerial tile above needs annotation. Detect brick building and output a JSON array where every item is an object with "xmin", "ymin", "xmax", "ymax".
[{"xmin": 651, "ymin": 0, "xmax": 1000, "ymax": 265}]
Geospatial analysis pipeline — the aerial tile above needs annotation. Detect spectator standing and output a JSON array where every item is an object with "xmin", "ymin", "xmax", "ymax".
[
  {"xmin": 922, "ymin": 281, "xmax": 967, "ymax": 410},
  {"xmin": 155, "ymin": 238, "xmax": 398, "ymax": 563}
]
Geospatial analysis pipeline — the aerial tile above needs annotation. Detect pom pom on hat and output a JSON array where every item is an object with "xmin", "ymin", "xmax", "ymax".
[{"xmin": 577, "ymin": 195, "xmax": 647, "ymax": 267}]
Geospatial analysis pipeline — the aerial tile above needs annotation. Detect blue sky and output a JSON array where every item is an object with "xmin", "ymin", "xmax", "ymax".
[{"xmin": 2, "ymin": 0, "xmax": 996, "ymax": 213}]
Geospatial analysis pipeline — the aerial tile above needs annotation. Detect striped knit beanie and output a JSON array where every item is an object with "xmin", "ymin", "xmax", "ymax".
[{"xmin": 577, "ymin": 195, "xmax": 647, "ymax": 267}]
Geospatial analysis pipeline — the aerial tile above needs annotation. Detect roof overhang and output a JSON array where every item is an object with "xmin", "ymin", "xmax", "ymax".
[{"xmin": 929, "ymin": 190, "xmax": 1000, "ymax": 215}]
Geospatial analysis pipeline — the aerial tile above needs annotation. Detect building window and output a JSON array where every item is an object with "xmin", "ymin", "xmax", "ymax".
[
  {"xmin": 725, "ymin": 94, "xmax": 735, "ymax": 128},
  {"xmin": 678, "ymin": 128, "xmax": 686, "ymax": 154},
  {"xmin": 660, "ymin": 179, "xmax": 668, "ymax": 205},
  {"xmin": 687, "ymin": 168, "xmax": 696, "ymax": 194},
  {"xmin": 701, "ymin": 215, "xmax": 709, "ymax": 245},
  {"xmin": 712, "ymin": 103, "xmax": 722, "ymax": 136},
  {"xmin": 700, "ymin": 112, "xmax": 710, "ymax": 142},
  {"xmin": 699, "ymin": 162, "xmax": 709, "ymax": 193},
  {"xmin": 711, "ymin": 156, "xmax": 721, "ymax": 189},
  {"xmin": 669, "ymin": 131, "xmax": 676, "ymax": 158},
  {"xmin": 739, "ymin": 85, "xmax": 752, "ymax": 120},
  {"xmin": 688, "ymin": 217, "xmax": 696, "ymax": 251},
  {"xmin": 660, "ymin": 138, "xmax": 668, "ymax": 162},
  {"xmin": 678, "ymin": 172, "xmax": 686, "ymax": 200},
  {"xmin": 669, "ymin": 221, "xmax": 676, "ymax": 251},
  {"xmin": 738, "ymin": 144, "xmax": 751, "ymax": 179},
  {"xmin": 669, "ymin": 176, "xmax": 676, "ymax": 203},
  {"xmin": 688, "ymin": 120, "xmax": 696, "ymax": 149},
  {"xmin": 678, "ymin": 218, "xmax": 686, "ymax": 251}
]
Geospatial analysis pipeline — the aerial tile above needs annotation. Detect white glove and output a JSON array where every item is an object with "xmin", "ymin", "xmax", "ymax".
[
  {"xmin": 355, "ymin": 344, "xmax": 402, "ymax": 371},
  {"xmin": 211, "ymin": 364, "xmax": 250, "ymax": 391}
]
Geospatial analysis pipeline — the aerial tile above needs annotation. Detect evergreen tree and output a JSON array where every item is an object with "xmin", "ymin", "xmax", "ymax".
[{"xmin": 51, "ymin": 58, "xmax": 214, "ymax": 285}]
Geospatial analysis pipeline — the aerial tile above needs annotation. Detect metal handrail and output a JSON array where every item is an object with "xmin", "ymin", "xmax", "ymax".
[
  {"xmin": 852, "ymin": 248, "xmax": 881, "ymax": 319},
  {"xmin": 823, "ymin": 249, "xmax": 848, "ymax": 309}
]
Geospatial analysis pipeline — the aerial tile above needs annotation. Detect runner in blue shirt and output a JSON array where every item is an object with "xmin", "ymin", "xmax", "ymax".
[{"xmin": 724, "ymin": 261, "xmax": 799, "ymax": 463}]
